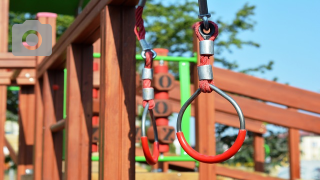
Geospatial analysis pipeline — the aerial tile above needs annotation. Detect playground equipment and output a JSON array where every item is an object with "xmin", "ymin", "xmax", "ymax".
[
  {"xmin": 135, "ymin": 0, "xmax": 246, "ymax": 165},
  {"xmin": 1, "ymin": 0, "xmax": 320, "ymax": 180}
]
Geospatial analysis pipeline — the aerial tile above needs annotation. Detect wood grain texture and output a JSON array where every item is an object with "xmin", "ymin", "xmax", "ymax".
[
  {"xmin": 136, "ymin": 172, "xmax": 199, "ymax": 180},
  {"xmin": 216, "ymin": 164, "xmax": 284, "ymax": 180},
  {"xmin": 4, "ymin": 137, "xmax": 18, "ymax": 164},
  {"xmin": 288, "ymin": 112, "xmax": 300, "ymax": 180},
  {"xmin": 0, "ymin": 53, "xmax": 35, "ymax": 69},
  {"xmin": 42, "ymin": 71, "xmax": 64, "ymax": 180},
  {"xmin": 36, "ymin": 0, "xmax": 138, "ymax": 78},
  {"xmin": 0, "ymin": 0, "xmax": 9, "ymax": 53},
  {"xmin": 193, "ymin": 32, "xmax": 216, "ymax": 180},
  {"xmin": 99, "ymin": 6, "xmax": 136, "ymax": 180},
  {"xmin": 214, "ymin": 67, "xmax": 320, "ymax": 114},
  {"xmin": 0, "ymin": 86, "xmax": 7, "ymax": 179},
  {"xmin": 254, "ymin": 133, "xmax": 265, "ymax": 172},
  {"xmin": 33, "ymin": 80, "xmax": 44, "ymax": 180},
  {"xmin": 17, "ymin": 86, "xmax": 35, "ymax": 180},
  {"xmin": 65, "ymin": 44, "xmax": 93, "ymax": 180}
]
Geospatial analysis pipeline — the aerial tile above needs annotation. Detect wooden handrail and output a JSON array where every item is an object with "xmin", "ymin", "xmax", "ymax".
[
  {"xmin": 166, "ymin": 81, "xmax": 320, "ymax": 133},
  {"xmin": 50, "ymin": 119, "xmax": 66, "ymax": 132},
  {"xmin": 0, "ymin": 53, "xmax": 35, "ymax": 69},
  {"xmin": 4, "ymin": 137, "xmax": 18, "ymax": 164},
  {"xmin": 36, "ymin": 0, "xmax": 139, "ymax": 78},
  {"xmin": 216, "ymin": 67, "xmax": 320, "ymax": 114}
]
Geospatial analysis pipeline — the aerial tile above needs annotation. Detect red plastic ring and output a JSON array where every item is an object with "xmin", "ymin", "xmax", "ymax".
[
  {"xmin": 177, "ymin": 130, "xmax": 246, "ymax": 163},
  {"xmin": 141, "ymin": 137, "xmax": 159, "ymax": 165}
]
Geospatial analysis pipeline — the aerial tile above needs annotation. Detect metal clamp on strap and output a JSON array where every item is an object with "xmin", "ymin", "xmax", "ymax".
[
  {"xmin": 140, "ymin": 39, "xmax": 157, "ymax": 59},
  {"xmin": 138, "ymin": 0, "xmax": 147, "ymax": 7},
  {"xmin": 139, "ymin": 39, "xmax": 152, "ymax": 51},
  {"xmin": 142, "ymin": 68, "xmax": 153, "ymax": 80},
  {"xmin": 197, "ymin": 65, "xmax": 213, "ymax": 80},
  {"xmin": 142, "ymin": 88, "xmax": 154, "ymax": 100},
  {"xmin": 199, "ymin": 40, "xmax": 214, "ymax": 55}
]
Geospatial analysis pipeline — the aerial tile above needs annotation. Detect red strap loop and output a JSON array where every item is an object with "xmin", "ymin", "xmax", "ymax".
[
  {"xmin": 176, "ymin": 130, "xmax": 246, "ymax": 163},
  {"xmin": 141, "ymin": 137, "xmax": 159, "ymax": 165},
  {"xmin": 193, "ymin": 21, "xmax": 219, "ymax": 93}
]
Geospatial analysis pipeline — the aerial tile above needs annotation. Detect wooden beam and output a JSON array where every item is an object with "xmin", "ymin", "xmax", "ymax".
[
  {"xmin": 0, "ymin": 78, "xmax": 10, "ymax": 85},
  {"xmin": 17, "ymin": 86, "xmax": 35, "ymax": 180},
  {"xmin": 0, "ymin": 53, "xmax": 36, "ymax": 68},
  {"xmin": 36, "ymin": 0, "xmax": 139, "ymax": 78},
  {"xmin": 33, "ymin": 12, "xmax": 57, "ymax": 180},
  {"xmin": 4, "ymin": 137, "xmax": 18, "ymax": 164},
  {"xmin": 41, "ymin": 70, "xmax": 64, "ymax": 180},
  {"xmin": 33, "ymin": 79, "xmax": 44, "ymax": 180},
  {"xmin": 216, "ymin": 93, "xmax": 320, "ymax": 134},
  {"xmin": 214, "ymin": 67, "xmax": 320, "ymax": 114},
  {"xmin": 11, "ymin": 69, "xmax": 22, "ymax": 80},
  {"xmin": 65, "ymin": 44, "xmax": 93, "ymax": 180},
  {"xmin": 136, "ymin": 172, "xmax": 199, "ymax": 180},
  {"xmin": 0, "ymin": 0, "xmax": 9, "ymax": 53},
  {"xmin": 16, "ymin": 78, "xmax": 35, "ymax": 85},
  {"xmin": 50, "ymin": 119, "xmax": 65, "ymax": 132},
  {"xmin": 254, "ymin": 133, "xmax": 265, "ymax": 172},
  {"xmin": 99, "ymin": 6, "xmax": 136, "ymax": 180},
  {"xmin": 216, "ymin": 164, "xmax": 284, "ymax": 180},
  {"xmin": 288, "ymin": 108, "xmax": 300, "ymax": 180},
  {"xmin": 288, "ymin": 128, "xmax": 300, "ymax": 180},
  {"xmin": 0, "ymin": 86, "xmax": 7, "ymax": 179},
  {"xmin": 193, "ymin": 32, "xmax": 216, "ymax": 179}
]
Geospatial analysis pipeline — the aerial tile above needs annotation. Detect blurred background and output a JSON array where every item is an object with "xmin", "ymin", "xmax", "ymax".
[{"xmin": 3, "ymin": 0, "xmax": 320, "ymax": 179}]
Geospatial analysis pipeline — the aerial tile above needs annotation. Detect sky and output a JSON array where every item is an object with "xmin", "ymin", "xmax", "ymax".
[{"xmin": 208, "ymin": 0, "xmax": 320, "ymax": 93}]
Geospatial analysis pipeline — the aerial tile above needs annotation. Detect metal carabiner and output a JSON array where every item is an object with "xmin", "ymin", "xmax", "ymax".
[
  {"xmin": 198, "ymin": 0, "xmax": 211, "ymax": 30},
  {"xmin": 176, "ymin": 84, "xmax": 246, "ymax": 163},
  {"xmin": 141, "ymin": 102, "xmax": 160, "ymax": 165}
]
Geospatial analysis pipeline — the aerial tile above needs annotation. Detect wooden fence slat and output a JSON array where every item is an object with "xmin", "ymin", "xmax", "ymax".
[
  {"xmin": 214, "ymin": 67, "xmax": 320, "ymax": 114},
  {"xmin": 254, "ymin": 133, "xmax": 265, "ymax": 172},
  {"xmin": 99, "ymin": 6, "xmax": 136, "ymax": 180},
  {"xmin": 216, "ymin": 94, "xmax": 320, "ymax": 134},
  {"xmin": 289, "ymin": 128, "xmax": 300, "ymax": 180},
  {"xmin": 65, "ymin": 44, "xmax": 93, "ymax": 180},
  {"xmin": 216, "ymin": 164, "xmax": 284, "ymax": 180},
  {"xmin": 0, "ymin": 86, "xmax": 7, "ymax": 179},
  {"xmin": 42, "ymin": 70, "xmax": 64, "ymax": 180},
  {"xmin": 17, "ymin": 86, "xmax": 35, "ymax": 180}
]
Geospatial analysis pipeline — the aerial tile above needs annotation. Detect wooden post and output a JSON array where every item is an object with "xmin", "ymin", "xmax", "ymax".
[
  {"xmin": 253, "ymin": 133, "xmax": 265, "ymax": 172},
  {"xmin": 288, "ymin": 108, "xmax": 300, "ymax": 180},
  {"xmin": 99, "ymin": 6, "xmax": 136, "ymax": 180},
  {"xmin": 0, "ymin": 0, "xmax": 9, "ymax": 53},
  {"xmin": 33, "ymin": 12, "xmax": 57, "ymax": 180},
  {"xmin": 193, "ymin": 32, "xmax": 216, "ymax": 179},
  {"xmin": 41, "ymin": 70, "xmax": 64, "ymax": 180},
  {"xmin": 289, "ymin": 128, "xmax": 300, "ymax": 179},
  {"xmin": 17, "ymin": 86, "xmax": 35, "ymax": 180},
  {"xmin": 0, "ymin": 86, "xmax": 7, "ymax": 180},
  {"xmin": 65, "ymin": 44, "xmax": 93, "ymax": 180},
  {"xmin": 0, "ymin": 0, "xmax": 8, "ymax": 178}
]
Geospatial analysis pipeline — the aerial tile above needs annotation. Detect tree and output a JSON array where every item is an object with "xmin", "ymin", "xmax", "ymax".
[{"xmin": 140, "ymin": 1, "xmax": 273, "ymax": 75}]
